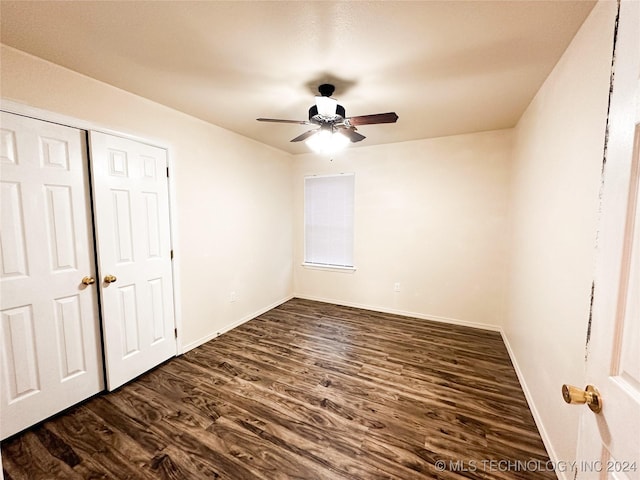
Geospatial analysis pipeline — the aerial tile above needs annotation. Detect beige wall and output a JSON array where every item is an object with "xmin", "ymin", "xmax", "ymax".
[
  {"xmin": 293, "ymin": 130, "xmax": 512, "ymax": 329},
  {"xmin": 505, "ymin": 0, "xmax": 616, "ymax": 471},
  {"xmin": 0, "ymin": 45, "xmax": 294, "ymax": 350}
]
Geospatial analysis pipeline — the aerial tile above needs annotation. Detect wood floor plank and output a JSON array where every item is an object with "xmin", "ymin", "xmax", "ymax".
[
  {"xmin": 1, "ymin": 432, "xmax": 83, "ymax": 480},
  {"xmin": 101, "ymin": 384, "xmax": 265, "ymax": 480},
  {"xmin": 1, "ymin": 298, "xmax": 556, "ymax": 479},
  {"xmin": 208, "ymin": 415, "xmax": 357, "ymax": 480},
  {"xmin": 43, "ymin": 406, "xmax": 158, "ymax": 479},
  {"xmin": 84, "ymin": 395, "xmax": 168, "ymax": 455}
]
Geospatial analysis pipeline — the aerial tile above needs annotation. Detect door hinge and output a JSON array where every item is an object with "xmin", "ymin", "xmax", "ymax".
[
  {"xmin": 174, "ymin": 328, "xmax": 178, "ymax": 338},
  {"xmin": 170, "ymin": 249, "xmax": 174, "ymax": 260},
  {"xmin": 166, "ymin": 167, "xmax": 169, "ymax": 177}
]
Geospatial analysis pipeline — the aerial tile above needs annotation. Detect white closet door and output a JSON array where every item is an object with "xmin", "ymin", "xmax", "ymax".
[
  {"xmin": 89, "ymin": 131, "xmax": 176, "ymax": 390},
  {"xmin": 0, "ymin": 112, "xmax": 103, "ymax": 440}
]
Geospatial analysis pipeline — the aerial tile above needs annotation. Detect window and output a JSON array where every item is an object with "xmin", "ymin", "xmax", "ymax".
[{"xmin": 304, "ymin": 173, "xmax": 355, "ymax": 268}]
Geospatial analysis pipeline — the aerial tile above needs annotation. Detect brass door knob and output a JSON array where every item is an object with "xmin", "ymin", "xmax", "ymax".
[
  {"xmin": 81, "ymin": 276, "xmax": 95, "ymax": 285},
  {"xmin": 103, "ymin": 275, "xmax": 117, "ymax": 284},
  {"xmin": 562, "ymin": 384, "xmax": 602, "ymax": 413}
]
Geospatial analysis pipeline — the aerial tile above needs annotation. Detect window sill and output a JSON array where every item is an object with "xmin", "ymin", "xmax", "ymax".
[{"xmin": 301, "ymin": 263, "xmax": 357, "ymax": 273}]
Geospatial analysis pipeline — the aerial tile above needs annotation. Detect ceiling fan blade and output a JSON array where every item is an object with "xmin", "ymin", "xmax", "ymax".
[
  {"xmin": 290, "ymin": 129, "xmax": 319, "ymax": 142},
  {"xmin": 338, "ymin": 127, "xmax": 366, "ymax": 143},
  {"xmin": 257, "ymin": 118, "xmax": 311, "ymax": 125},
  {"xmin": 347, "ymin": 112, "xmax": 399, "ymax": 126}
]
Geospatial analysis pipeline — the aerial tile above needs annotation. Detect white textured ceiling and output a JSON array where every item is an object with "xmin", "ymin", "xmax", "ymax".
[{"xmin": 0, "ymin": 1, "xmax": 595, "ymax": 154}]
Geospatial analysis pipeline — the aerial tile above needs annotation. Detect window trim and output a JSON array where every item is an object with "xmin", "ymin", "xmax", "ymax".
[{"xmin": 301, "ymin": 262, "xmax": 357, "ymax": 273}]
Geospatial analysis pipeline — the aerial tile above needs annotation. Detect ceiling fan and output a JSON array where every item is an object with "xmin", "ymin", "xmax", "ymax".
[{"xmin": 257, "ymin": 84, "xmax": 398, "ymax": 146}]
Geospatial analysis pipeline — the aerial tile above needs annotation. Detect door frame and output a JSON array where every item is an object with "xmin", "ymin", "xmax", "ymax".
[{"xmin": 0, "ymin": 99, "xmax": 185, "ymax": 354}]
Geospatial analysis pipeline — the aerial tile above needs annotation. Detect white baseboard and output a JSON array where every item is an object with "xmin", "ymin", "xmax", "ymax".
[
  {"xmin": 181, "ymin": 295, "xmax": 294, "ymax": 353},
  {"xmin": 499, "ymin": 329, "xmax": 562, "ymax": 480},
  {"xmin": 292, "ymin": 294, "xmax": 502, "ymax": 332}
]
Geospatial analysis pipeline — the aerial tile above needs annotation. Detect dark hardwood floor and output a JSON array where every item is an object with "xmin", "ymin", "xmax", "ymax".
[{"xmin": 2, "ymin": 298, "xmax": 556, "ymax": 479}]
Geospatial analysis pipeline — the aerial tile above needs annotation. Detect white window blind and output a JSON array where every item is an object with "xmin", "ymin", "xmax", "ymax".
[{"xmin": 304, "ymin": 173, "xmax": 355, "ymax": 268}]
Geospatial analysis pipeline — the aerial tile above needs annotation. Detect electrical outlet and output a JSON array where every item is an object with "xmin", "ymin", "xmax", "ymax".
[
  {"xmin": 230, "ymin": 291, "xmax": 236, "ymax": 302},
  {"xmin": 394, "ymin": 282, "xmax": 401, "ymax": 292}
]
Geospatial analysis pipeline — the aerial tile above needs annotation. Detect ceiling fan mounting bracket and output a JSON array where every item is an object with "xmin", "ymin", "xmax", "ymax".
[{"xmin": 318, "ymin": 83, "xmax": 335, "ymax": 97}]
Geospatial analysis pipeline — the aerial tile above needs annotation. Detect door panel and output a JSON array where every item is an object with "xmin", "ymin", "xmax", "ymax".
[
  {"xmin": 89, "ymin": 131, "xmax": 176, "ymax": 390},
  {"xmin": 0, "ymin": 181, "xmax": 28, "ymax": 278},
  {"xmin": 2, "ymin": 306, "xmax": 39, "ymax": 401},
  {"xmin": 44, "ymin": 184, "xmax": 78, "ymax": 271},
  {"xmin": 0, "ymin": 112, "xmax": 103, "ymax": 440},
  {"xmin": 54, "ymin": 294, "xmax": 88, "ymax": 379}
]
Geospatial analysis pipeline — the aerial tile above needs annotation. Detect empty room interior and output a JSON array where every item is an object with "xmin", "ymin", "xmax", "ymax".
[{"xmin": 1, "ymin": 1, "xmax": 639, "ymax": 479}]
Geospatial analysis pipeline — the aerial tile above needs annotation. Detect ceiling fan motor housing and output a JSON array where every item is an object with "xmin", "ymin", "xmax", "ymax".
[
  {"xmin": 308, "ymin": 104, "xmax": 346, "ymax": 124},
  {"xmin": 309, "ymin": 83, "xmax": 345, "ymax": 124}
]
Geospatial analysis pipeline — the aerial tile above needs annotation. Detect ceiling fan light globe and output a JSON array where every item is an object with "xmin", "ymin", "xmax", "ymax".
[
  {"xmin": 331, "ymin": 132, "xmax": 350, "ymax": 150},
  {"xmin": 305, "ymin": 130, "xmax": 349, "ymax": 154},
  {"xmin": 305, "ymin": 133, "xmax": 323, "ymax": 153}
]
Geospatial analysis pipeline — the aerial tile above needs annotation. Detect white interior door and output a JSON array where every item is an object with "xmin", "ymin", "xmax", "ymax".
[
  {"xmin": 0, "ymin": 112, "xmax": 103, "ymax": 439},
  {"xmin": 89, "ymin": 131, "xmax": 176, "ymax": 390},
  {"xmin": 575, "ymin": 1, "xmax": 640, "ymax": 478}
]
